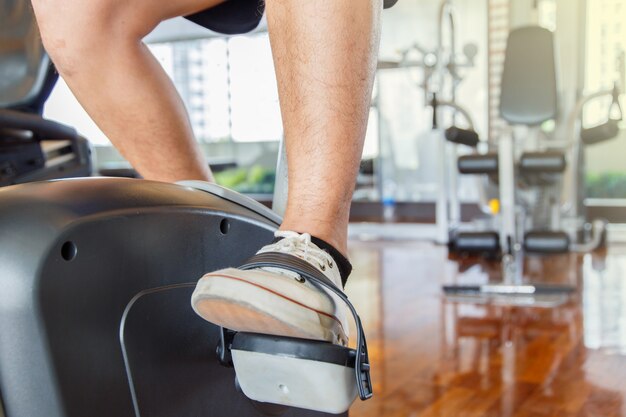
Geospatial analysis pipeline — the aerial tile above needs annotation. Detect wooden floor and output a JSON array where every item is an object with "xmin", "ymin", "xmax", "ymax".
[{"xmin": 345, "ymin": 236, "xmax": 626, "ymax": 417}]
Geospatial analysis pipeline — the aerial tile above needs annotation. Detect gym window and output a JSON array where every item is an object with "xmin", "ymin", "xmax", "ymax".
[
  {"xmin": 44, "ymin": 32, "xmax": 282, "ymax": 145},
  {"xmin": 584, "ymin": 0, "xmax": 626, "ymax": 200}
]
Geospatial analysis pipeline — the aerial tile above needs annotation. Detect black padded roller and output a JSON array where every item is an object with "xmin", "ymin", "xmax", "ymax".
[
  {"xmin": 524, "ymin": 231, "xmax": 570, "ymax": 253},
  {"xmin": 581, "ymin": 119, "xmax": 620, "ymax": 145},
  {"xmin": 0, "ymin": 108, "xmax": 78, "ymax": 141},
  {"xmin": 445, "ymin": 127, "xmax": 480, "ymax": 147},
  {"xmin": 519, "ymin": 152, "xmax": 566, "ymax": 173},
  {"xmin": 453, "ymin": 232, "xmax": 500, "ymax": 253},
  {"xmin": 458, "ymin": 154, "xmax": 498, "ymax": 174}
]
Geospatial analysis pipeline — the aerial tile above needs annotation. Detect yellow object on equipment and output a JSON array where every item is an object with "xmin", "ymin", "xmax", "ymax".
[{"xmin": 489, "ymin": 199, "xmax": 500, "ymax": 214}]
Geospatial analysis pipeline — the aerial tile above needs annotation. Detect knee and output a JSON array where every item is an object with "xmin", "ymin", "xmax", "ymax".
[{"xmin": 31, "ymin": 0, "xmax": 153, "ymax": 76}]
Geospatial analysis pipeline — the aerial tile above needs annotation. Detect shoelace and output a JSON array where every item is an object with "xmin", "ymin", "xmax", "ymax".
[{"xmin": 266, "ymin": 231, "xmax": 335, "ymax": 272}]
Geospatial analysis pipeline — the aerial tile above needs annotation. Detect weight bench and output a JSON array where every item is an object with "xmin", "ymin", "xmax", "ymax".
[{"xmin": 0, "ymin": 0, "xmax": 91, "ymax": 186}]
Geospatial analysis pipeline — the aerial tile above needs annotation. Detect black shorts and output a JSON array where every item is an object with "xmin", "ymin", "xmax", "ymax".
[{"xmin": 184, "ymin": 0, "xmax": 264, "ymax": 35}]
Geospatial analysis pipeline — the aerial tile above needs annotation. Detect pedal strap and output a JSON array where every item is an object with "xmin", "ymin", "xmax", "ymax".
[
  {"xmin": 240, "ymin": 251, "xmax": 342, "ymax": 290},
  {"xmin": 239, "ymin": 252, "xmax": 373, "ymax": 401}
]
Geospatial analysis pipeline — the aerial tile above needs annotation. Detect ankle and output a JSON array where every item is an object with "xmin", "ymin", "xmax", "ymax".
[
  {"xmin": 309, "ymin": 235, "xmax": 352, "ymax": 286},
  {"xmin": 278, "ymin": 225, "xmax": 348, "ymax": 257},
  {"xmin": 272, "ymin": 231, "xmax": 353, "ymax": 286}
]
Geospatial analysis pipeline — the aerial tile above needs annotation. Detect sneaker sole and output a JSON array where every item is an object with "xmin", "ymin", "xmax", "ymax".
[{"xmin": 192, "ymin": 273, "xmax": 346, "ymax": 343}]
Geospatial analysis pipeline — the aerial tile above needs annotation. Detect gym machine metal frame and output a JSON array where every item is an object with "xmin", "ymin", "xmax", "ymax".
[{"xmin": 442, "ymin": 26, "xmax": 623, "ymax": 307}]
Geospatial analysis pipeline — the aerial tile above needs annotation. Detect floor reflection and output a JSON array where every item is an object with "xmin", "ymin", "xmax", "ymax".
[
  {"xmin": 346, "ymin": 238, "xmax": 626, "ymax": 417},
  {"xmin": 582, "ymin": 248, "xmax": 626, "ymax": 354}
]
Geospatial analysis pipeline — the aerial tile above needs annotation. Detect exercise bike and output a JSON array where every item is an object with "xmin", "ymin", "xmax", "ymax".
[
  {"xmin": 0, "ymin": 179, "xmax": 372, "ymax": 417},
  {"xmin": 0, "ymin": 3, "xmax": 374, "ymax": 417}
]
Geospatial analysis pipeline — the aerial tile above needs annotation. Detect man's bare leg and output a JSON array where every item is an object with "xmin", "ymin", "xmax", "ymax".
[
  {"xmin": 192, "ymin": 0, "xmax": 382, "ymax": 348},
  {"xmin": 266, "ymin": 0, "xmax": 382, "ymax": 255},
  {"xmin": 31, "ymin": 0, "xmax": 222, "ymax": 182}
]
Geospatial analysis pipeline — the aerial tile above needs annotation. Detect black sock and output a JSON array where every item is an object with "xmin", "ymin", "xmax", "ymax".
[
  {"xmin": 272, "ymin": 235, "xmax": 352, "ymax": 288},
  {"xmin": 310, "ymin": 236, "xmax": 352, "ymax": 287}
]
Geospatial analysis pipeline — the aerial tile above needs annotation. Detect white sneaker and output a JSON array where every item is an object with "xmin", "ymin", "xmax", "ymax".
[{"xmin": 191, "ymin": 231, "xmax": 349, "ymax": 346}]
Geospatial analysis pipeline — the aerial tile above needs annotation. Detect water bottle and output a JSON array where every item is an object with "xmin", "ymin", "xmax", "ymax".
[{"xmin": 382, "ymin": 180, "xmax": 397, "ymax": 222}]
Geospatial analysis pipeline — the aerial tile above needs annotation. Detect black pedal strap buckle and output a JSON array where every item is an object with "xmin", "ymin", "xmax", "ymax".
[{"xmin": 216, "ymin": 327, "xmax": 236, "ymax": 368}]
